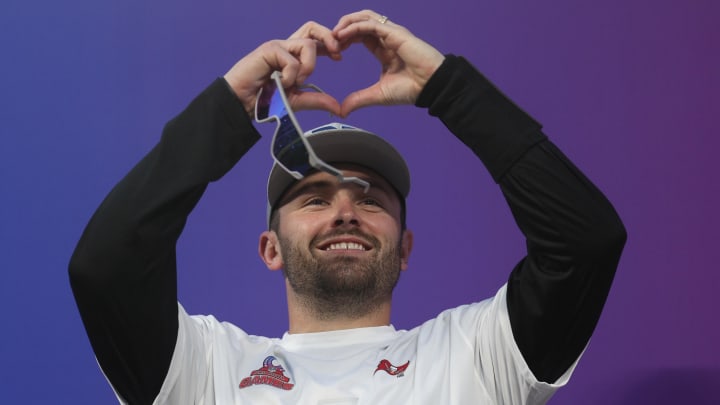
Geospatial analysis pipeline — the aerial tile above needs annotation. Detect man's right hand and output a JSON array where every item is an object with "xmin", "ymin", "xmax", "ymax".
[{"xmin": 223, "ymin": 21, "xmax": 343, "ymax": 117}]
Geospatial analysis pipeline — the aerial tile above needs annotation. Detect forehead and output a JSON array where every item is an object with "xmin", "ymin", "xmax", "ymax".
[{"xmin": 279, "ymin": 164, "xmax": 401, "ymax": 205}]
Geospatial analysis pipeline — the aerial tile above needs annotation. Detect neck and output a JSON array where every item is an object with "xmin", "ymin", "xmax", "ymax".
[{"xmin": 285, "ymin": 280, "xmax": 392, "ymax": 334}]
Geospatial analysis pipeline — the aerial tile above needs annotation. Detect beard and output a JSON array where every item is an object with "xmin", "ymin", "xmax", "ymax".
[{"xmin": 278, "ymin": 229, "xmax": 402, "ymax": 321}]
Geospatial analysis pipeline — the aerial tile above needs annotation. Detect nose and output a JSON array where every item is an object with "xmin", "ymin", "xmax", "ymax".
[{"xmin": 332, "ymin": 195, "xmax": 359, "ymax": 227}]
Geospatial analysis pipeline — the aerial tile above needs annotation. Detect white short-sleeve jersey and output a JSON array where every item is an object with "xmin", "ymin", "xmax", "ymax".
[{"xmin": 116, "ymin": 285, "xmax": 578, "ymax": 404}]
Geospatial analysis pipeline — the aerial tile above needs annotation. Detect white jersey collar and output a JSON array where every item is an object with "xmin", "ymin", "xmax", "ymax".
[{"xmin": 279, "ymin": 325, "xmax": 400, "ymax": 351}]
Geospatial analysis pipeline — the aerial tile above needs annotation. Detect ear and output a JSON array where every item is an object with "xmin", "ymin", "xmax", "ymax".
[
  {"xmin": 259, "ymin": 230, "xmax": 284, "ymax": 271},
  {"xmin": 400, "ymin": 229, "xmax": 414, "ymax": 271}
]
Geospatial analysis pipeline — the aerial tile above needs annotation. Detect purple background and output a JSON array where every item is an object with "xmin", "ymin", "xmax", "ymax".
[{"xmin": 1, "ymin": 0, "xmax": 718, "ymax": 403}]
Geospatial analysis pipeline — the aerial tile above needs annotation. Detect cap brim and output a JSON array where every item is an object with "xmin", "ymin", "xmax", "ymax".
[{"xmin": 267, "ymin": 126, "xmax": 410, "ymax": 211}]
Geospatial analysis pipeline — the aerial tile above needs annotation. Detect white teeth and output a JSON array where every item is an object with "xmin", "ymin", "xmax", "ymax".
[{"xmin": 326, "ymin": 242, "xmax": 366, "ymax": 251}]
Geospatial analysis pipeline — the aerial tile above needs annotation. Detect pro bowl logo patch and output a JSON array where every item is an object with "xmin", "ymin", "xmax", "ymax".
[{"xmin": 239, "ymin": 356, "xmax": 294, "ymax": 391}]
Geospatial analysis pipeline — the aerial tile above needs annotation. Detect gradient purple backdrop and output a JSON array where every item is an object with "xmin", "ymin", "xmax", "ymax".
[{"xmin": 1, "ymin": 0, "xmax": 718, "ymax": 403}]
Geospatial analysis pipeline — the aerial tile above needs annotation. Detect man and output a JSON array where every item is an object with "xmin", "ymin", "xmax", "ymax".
[{"xmin": 69, "ymin": 10, "xmax": 626, "ymax": 405}]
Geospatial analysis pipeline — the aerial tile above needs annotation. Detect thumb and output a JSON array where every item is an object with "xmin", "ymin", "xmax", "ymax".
[
  {"xmin": 292, "ymin": 91, "xmax": 342, "ymax": 116},
  {"xmin": 339, "ymin": 85, "xmax": 384, "ymax": 117}
]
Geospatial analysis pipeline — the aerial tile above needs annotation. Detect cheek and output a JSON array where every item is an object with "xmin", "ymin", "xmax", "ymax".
[
  {"xmin": 279, "ymin": 214, "xmax": 324, "ymax": 243},
  {"xmin": 364, "ymin": 215, "xmax": 403, "ymax": 243}
]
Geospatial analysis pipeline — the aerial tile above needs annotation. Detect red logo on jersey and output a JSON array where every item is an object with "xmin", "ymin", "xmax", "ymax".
[
  {"xmin": 374, "ymin": 359, "xmax": 410, "ymax": 377},
  {"xmin": 239, "ymin": 356, "xmax": 295, "ymax": 390}
]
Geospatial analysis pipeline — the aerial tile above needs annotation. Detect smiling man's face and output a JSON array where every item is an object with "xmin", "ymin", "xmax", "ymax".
[{"xmin": 272, "ymin": 164, "xmax": 412, "ymax": 319}]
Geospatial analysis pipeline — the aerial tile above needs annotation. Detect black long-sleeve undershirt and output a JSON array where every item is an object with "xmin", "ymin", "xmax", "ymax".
[
  {"xmin": 418, "ymin": 55, "xmax": 626, "ymax": 382},
  {"xmin": 69, "ymin": 55, "xmax": 625, "ymax": 404},
  {"xmin": 69, "ymin": 80, "xmax": 260, "ymax": 404}
]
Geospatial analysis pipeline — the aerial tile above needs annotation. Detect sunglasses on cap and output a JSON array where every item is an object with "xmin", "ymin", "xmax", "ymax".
[{"xmin": 254, "ymin": 71, "xmax": 370, "ymax": 192}]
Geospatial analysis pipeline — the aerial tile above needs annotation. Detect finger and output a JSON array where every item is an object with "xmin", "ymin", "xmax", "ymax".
[
  {"xmin": 280, "ymin": 38, "xmax": 318, "ymax": 86},
  {"xmin": 224, "ymin": 40, "xmax": 309, "ymax": 106},
  {"xmin": 280, "ymin": 38, "xmax": 342, "ymax": 86},
  {"xmin": 290, "ymin": 91, "xmax": 341, "ymax": 116},
  {"xmin": 288, "ymin": 21, "xmax": 342, "ymax": 60},
  {"xmin": 339, "ymin": 85, "xmax": 384, "ymax": 117},
  {"xmin": 223, "ymin": 41, "xmax": 297, "ymax": 114},
  {"xmin": 269, "ymin": 38, "xmax": 329, "ymax": 87},
  {"xmin": 334, "ymin": 19, "xmax": 401, "ymax": 46},
  {"xmin": 333, "ymin": 9, "xmax": 386, "ymax": 34}
]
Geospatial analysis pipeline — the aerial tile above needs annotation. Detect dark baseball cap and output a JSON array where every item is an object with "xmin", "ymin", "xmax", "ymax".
[{"xmin": 266, "ymin": 122, "xmax": 410, "ymax": 223}]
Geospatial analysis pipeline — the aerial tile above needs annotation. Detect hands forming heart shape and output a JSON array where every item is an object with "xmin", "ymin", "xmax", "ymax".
[{"xmin": 224, "ymin": 10, "xmax": 445, "ymax": 118}]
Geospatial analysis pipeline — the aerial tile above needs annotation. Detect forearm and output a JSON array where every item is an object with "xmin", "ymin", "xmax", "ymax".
[
  {"xmin": 68, "ymin": 78, "xmax": 260, "ymax": 403},
  {"xmin": 500, "ymin": 139, "xmax": 626, "ymax": 382},
  {"xmin": 417, "ymin": 55, "xmax": 626, "ymax": 382}
]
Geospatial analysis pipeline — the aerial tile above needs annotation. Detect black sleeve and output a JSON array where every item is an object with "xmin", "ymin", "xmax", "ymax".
[
  {"xmin": 417, "ymin": 55, "xmax": 627, "ymax": 383},
  {"xmin": 68, "ymin": 78, "xmax": 261, "ymax": 404}
]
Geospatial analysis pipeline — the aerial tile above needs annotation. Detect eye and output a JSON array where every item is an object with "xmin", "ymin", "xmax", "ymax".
[
  {"xmin": 305, "ymin": 197, "xmax": 328, "ymax": 206},
  {"xmin": 360, "ymin": 197, "xmax": 383, "ymax": 208}
]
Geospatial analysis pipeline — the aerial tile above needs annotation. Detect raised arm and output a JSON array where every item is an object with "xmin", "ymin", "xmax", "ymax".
[
  {"xmin": 332, "ymin": 9, "xmax": 626, "ymax": 384},
  {"xmin": 417, "ymin": 55, "xmax": 626, "ymax": 382},
  {"xmin": 68, "ymin": 27, "xmax": 342, "ymax": 404},
  {"xmin": 68, "ymin": 78, "xmax": 259, "ymax": 404}
]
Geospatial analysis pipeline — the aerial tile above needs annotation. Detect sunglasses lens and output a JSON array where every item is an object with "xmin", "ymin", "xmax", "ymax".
[
  {"xmin": 257, "ymin": 82, "xmax": 285, "ymax": 120},
  {"xmin": 273, "ymin": 116, "xmax": 311, "ymax": 176},
  {"xmin": 261, "ymin": 83, "xmax": 311, "ymax": 176}
]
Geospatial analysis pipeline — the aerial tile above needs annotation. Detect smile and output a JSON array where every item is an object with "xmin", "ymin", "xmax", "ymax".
[
  {"xmin": 317, "ymin": 236, "xmax": 373, "ymax": 252},
  {"xmin": 325, "ymin": 242, "xmax": 367, "ymax": 251}
]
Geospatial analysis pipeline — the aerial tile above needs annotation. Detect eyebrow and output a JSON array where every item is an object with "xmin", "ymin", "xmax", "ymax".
[
  {"xmin": 281, "ymin": 180, "xmax": 336, "ymax": 204},
  {"xmin": 280, "ymin": 175, "xmax": 395, "ymax": 205}
]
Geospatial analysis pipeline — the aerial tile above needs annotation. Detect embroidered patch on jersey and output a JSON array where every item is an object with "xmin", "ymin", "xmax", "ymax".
[
  {"xmin": 239, "ymin": 356, "xmax": 295, "ymax": 391},
  {"xmin": 374, "ymin": 359, "xmax": 410, "ymax": 377}
]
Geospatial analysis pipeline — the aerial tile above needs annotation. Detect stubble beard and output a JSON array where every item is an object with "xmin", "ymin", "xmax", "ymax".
[{"xmin": 279, "ymin": 230, "xmax": 402, "ymax": 321}]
